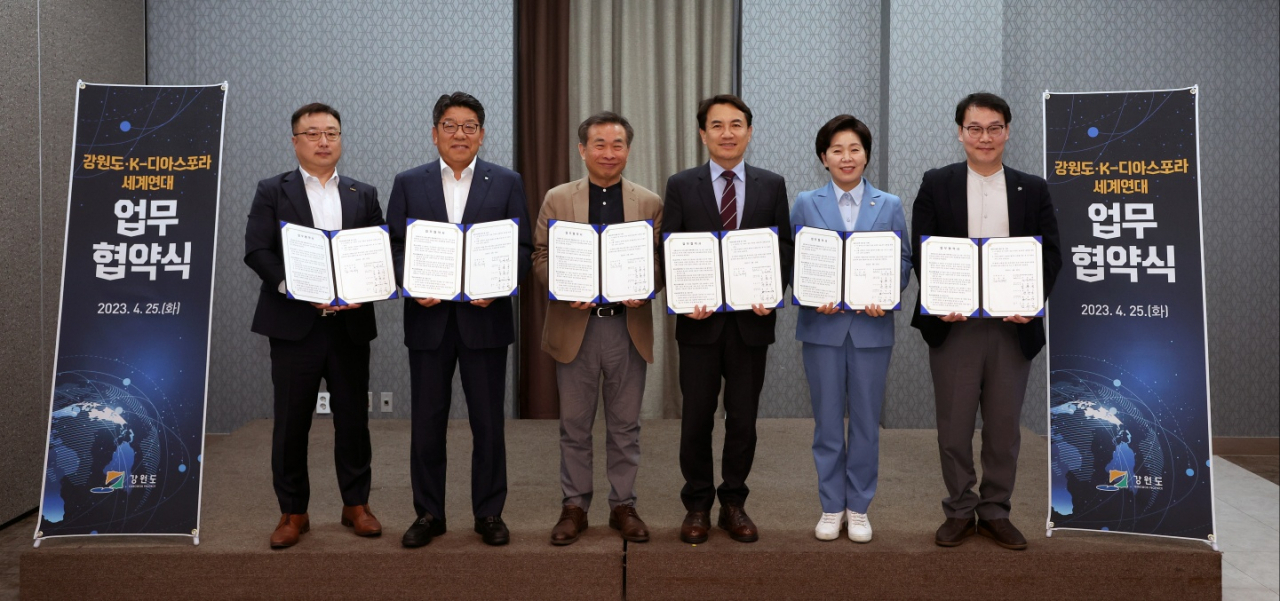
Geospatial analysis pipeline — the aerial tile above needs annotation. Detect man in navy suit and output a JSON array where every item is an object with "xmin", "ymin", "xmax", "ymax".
[
  {"xmin": 911, "ymin": 92, "xmax": 1061, "ymax": 550},
  {"xmin": 663, "ymin": 94, "xmax": 792, "ymax": 544},
  {"xmin": 387, "ymin": 92, "xmax": 532, "ymax": 547},
  {"xmin": 245, "ymin": 103, "xmax": 384, "ymax": 548}
]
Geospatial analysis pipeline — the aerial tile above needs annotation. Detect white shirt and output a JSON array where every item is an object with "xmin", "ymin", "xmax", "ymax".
[
  {"xmin": 708, "ymin": 160, "xmax": 746, "ymax": 229},
  {"xmin": 282, "ymin": 166, "xmax": 343, "ymax": 293},
  {"xmin": 834, "ymin": 179, "xmax": 865, "ymax": 230},
  {"xmin": 441, "ymin": 157, "xmax": 477, "ymax": 224},
  {"xmin": 966, "ymin": 166, "xmax": 1009, "ymax": 238},
  {"xmin": 300, "ymin": 166, "xmax": 343, "ymax": 231}
]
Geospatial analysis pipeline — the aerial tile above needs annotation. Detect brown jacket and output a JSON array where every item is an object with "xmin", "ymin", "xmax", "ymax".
[{"xmin": 533, "ymin": 177, "xmax": 663, "ymax": 364}]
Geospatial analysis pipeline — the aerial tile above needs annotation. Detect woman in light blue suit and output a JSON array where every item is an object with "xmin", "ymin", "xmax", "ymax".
[{"xmin": 792, "ymin": 115, "xmax": 911, "ymax": 543}]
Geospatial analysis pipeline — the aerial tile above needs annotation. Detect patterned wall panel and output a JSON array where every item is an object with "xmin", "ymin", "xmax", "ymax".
[
  {"xmin": 742, "ymin": 0, "xmax": 882, "ymax": 418},
  {"xmin": 147, "ymin": 0, "xmax": 516, "ymax": 433},
  {"xmin": 1003, "ymin": 0, "xmax": 1280, "ymax": 436},
  {"xmin": 884, "ymin": 0, "xmax": 1007, "ymax": 430}
]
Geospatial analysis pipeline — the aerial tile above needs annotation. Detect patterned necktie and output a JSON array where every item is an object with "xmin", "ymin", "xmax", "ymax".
[{"xmin": 719, "ymin": 170, "xmax": 737, "ymax": 230}]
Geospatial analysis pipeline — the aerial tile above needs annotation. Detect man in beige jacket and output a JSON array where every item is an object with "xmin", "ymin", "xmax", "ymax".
[{"xmin": 532, "ymin": 112, "xmax": 663, "ymax": 546}]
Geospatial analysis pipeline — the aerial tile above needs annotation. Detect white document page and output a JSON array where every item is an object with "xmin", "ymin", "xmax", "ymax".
[
  {"xmin": 920, "ymin": 236, "xmax": 979, "ymax": 316},
  {"xmin": 600, "ymin": 220, "xmax": 655, "ymax": 302},
  {"xmin": 280, "ymin": 222, "xmax": 335, "ymax": 304},
  {"xmin": 547, "ymin": 220, "xmax": 600, "ymax": 303},
  {"xmin": 330, "ymin": 226, "xmax": 397, "ymax": 304},
  {"xmin": 464, "ymin": 219, "xmax": 520, "ymax": 300},
  {"xmin": 403, "ymin": 219, "xmax": 464, "ymax": 300},
  {"xmin": 663, "ymin": 232, "xmax": 723, "ymax": 314},
  {"xmin": 844, "ymin": 230, "xmax": 902, "ymax": 310},
  {"xmin": 981, "ymin": 236, "xmax": 1044, "ymax": 317},
  {"xmin": 791, "ymin": 226, "xmax": 843, "ymax": 307},
  {"xmin": 720, "ymin": 228, "xmax": 783, "ymax": 311}
]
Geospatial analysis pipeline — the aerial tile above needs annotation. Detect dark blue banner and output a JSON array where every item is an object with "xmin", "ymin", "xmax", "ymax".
[
  {"xmin": 1044, "ymin": 88, "xmax": 1215, "ymax": 545},
  {"xmin": 37, "ymin": 82, "xmax": 225, "ymax": 542}
]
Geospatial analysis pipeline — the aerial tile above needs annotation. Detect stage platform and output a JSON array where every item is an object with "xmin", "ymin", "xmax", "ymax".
[{"xmin": 22, "ymin": 419, "xmax": 1220, "ymax": 599}]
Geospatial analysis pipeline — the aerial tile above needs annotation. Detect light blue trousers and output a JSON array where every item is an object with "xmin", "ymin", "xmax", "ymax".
[{"xmin": 802, "ymin": 337, "xmax": 892, "ymax": 514}]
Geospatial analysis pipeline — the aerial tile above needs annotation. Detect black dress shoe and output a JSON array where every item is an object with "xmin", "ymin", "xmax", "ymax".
[
  {"xmin": 977, "ymin": 518, "xmax": 1028, "ymax": 550},
  {"xmin": 402, "ymin": 514, "xmax": 446, "ymax": 548},
  {"xmin": 475, "ymin": 515, "xmax": 510, "ymax": 546},
  {"xmin": 935, "ymin": 517, "xmax": 975, "ymax": 547}
]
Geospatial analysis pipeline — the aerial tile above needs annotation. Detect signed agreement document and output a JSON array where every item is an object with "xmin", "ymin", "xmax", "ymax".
[
  {"xmin": 599, "ymin": 220, "xmax": 654, "ymax": 302},
  {"xmin": 403, "ymin": 219, "xmax": 464, "ymax": 300},
  {"xmin": 720, "ymin": 228, "xmax": 783, "ymax": 311},
  {"xmin": 547, "ymin": 220, "xmax": 600, "ymax": 303},
  {"xmin": 281, "ymin": 222, "xmax": 336, "ymax": 304},
  {"xmin": 330, "ymin": 226, "xmax": 398, "ymax": 303},
  {"xmin": 920, "ymin": 235, "xmax": 979, "ymax": 317},
  {"xmin": 980, "ymin": 236, "xmax": 1044, "ymax": 317},
  {"xmin": 792, "ymin": 226, "xmax": 843, "ymax": 307},
  {"xmin": 282, "ymin": 222, "xmax": 398, "ymax": 305},
  {"xmin": 663, "ymin": 232, "xmax": 723, "ymax": 314},
  {"xmin": 843, "ymin": 231, "xmax": 902, "ymax": 311},
  {"xmin": 463, "ymin": 219, "xmax": 520, "ymax": 300}
]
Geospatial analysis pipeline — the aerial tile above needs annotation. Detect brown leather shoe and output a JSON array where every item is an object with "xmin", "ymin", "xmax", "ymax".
[
  {"xmin": 717, "ymin": 505, "xmax": 759, "ymax": 542},
  {"xmin": 609, "ymin": 504, "xmax": 650, "ymax": 543},
  {"xmin": 977, "ymin": 518, "xmax": 1028, "ymax": 550},
  {"xmin": 550, "ymin": 505, "xmax": 588, "ymax": 546},
  {"xmin": 679, "ymin": 510, "xmax": 710, "ymax": 544},
  {"xmin": 341, "ymin": 504, "xmax": 383, "ymax": 537},
  {"xmin": 935, "ymin": 516, "xmax": 976, "ymax": 547},
  {"xmin": 270, "ymin": 513, "xmax": 310, "ymax": 548}
]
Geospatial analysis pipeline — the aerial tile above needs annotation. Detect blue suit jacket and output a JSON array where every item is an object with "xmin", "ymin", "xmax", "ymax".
[
  {"xmin": 791, "ymin": 179, "xmax": 911, "ymax": 348},
  {"xmin": 386, "ymin": 159, "xmax": 533, "ymax": 351}
]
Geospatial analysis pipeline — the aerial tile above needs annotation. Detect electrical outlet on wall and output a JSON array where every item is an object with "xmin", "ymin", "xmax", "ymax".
[
  {"xmin": 380, "ymin": 392, "xmax": 393, "ymax": 413},
  {"xmin": 316, "ymin": 392, "xmax": 331, "ymax": 415}
]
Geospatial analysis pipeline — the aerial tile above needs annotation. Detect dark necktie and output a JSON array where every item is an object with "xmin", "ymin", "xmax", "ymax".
[{"xmin": 719, "ymin": 170, "xmax": 737, "ymax": 230}]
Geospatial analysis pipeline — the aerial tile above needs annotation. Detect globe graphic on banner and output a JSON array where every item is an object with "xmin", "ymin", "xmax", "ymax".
[
  {"xmin": 41, "ymin": 360, "xmax": 172, "ymax": 534},
  {"xmin": 1049, "ymin": 364, "xmax": 1173, "ymax": 531}
]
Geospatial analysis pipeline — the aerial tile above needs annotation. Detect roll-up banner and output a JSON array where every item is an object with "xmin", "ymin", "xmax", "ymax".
[
  {"xmin": 35, "ymin": 82, "xmax": 227, "ymax": 545},
  {"xmin": 1043, "ymin": 87, "xmax": 1216, "ymax": 548}
]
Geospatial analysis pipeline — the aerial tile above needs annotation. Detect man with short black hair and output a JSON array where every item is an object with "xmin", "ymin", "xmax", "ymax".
[
  {"xmin": 533, "ymin": 111, "xmax": 662, "ymax": 546},
  {"xmin": 245, "ymin": 102, "xmax": 384, "ymax": 548},
  {"xmin": 911, "ymin": 92, "xmax": 1062, "ymax": 550},
  {"xmin": 387, "ymin": 92, "xmax": 533, "ymax": 548},
  {"xmin": 663, "ymin": 94, "xmax": 792, "ymax": 544}
]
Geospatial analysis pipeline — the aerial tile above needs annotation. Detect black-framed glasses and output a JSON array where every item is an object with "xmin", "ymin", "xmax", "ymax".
[
  {"xmin": 293, "ymin": 129, "xmax": 342, "ymax": 142},
  {"xmin": 964, "ymin": 124, "xmax": 1006, "ymax": 139},
  {"xmin": 438, "ymin": 120, "xmax": 481, "ymax": 135}
]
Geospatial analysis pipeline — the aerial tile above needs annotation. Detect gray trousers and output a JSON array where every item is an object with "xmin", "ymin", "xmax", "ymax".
[
  {"xmin": 556, "ymin": 314, "xmax": 646, "ymax": 511},
  {"xmin": 929, "ymin": 319, "xmax": 1031, "ymax": 520}
]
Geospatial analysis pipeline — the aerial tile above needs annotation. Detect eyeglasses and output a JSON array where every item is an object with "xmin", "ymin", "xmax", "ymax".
[
  {"xmin": 964, "ymin": 124, "xmax": 1006, "ymax": 139},
  {"xmin": 293, "ymin": 129, "xmax": 342, "ymax": 142},
  {"xmin": 438, "ymin": 120, "xmax": 481, "ymax": 135}
]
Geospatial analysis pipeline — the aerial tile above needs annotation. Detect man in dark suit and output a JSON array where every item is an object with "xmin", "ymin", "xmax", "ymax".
[
  {"xmin": 911, "ymin": 92, "xmax": 1062, "ymax": 550},
  {"xmin": 387, "ymin": 92, "xmax": 532, "ymax": 547},
  {"xmin": 663, "ymin": 94, "xmax": 792, "ymax": 544},
  {"xmin": 244, "ymin": 103, "xmax": 384, "ymax": 548}
]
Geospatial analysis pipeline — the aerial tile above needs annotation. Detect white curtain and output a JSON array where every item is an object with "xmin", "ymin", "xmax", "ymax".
[{"xmin": 568, "ymin": 0, "xmax": 737, "ymax": 418}]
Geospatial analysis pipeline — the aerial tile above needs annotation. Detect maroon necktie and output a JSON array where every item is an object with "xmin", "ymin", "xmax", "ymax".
[{"xmin": 719, "ymin": 170, "xmax": 737, "ymax": 230}]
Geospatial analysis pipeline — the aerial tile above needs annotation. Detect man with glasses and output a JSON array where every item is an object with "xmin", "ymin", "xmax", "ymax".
[
  {"xmin": 663, "ymin": 94, "xmax": 792, "ymax": 544},
  {"xmin": 245, "ymin": 103, "xmax": 385, "ymax": 548},
  {"xmin": 910, "ymin": 92, "xmax": 1061, "ymax": 550},
  {"xmin": 387, "ymin": 92, "xmax": 532, "ymax": 548}
]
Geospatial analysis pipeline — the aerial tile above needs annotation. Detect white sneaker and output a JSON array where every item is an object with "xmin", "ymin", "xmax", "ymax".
[
  {"xmin": 847, "ymin": 510, "xmax": 872, "ymax": 543},
  {"xmin": 814, "ymin": 512, "xmax": 845, "ymax": 541}
]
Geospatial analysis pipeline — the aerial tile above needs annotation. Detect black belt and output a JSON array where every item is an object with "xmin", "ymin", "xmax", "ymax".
[
  {"xmin": 318, "ymin": 307, "xmax": 338, "ymax": 317},
  {"xmin": 592, "ymin": 303, "xmax": 625, "ymax": 317}
]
